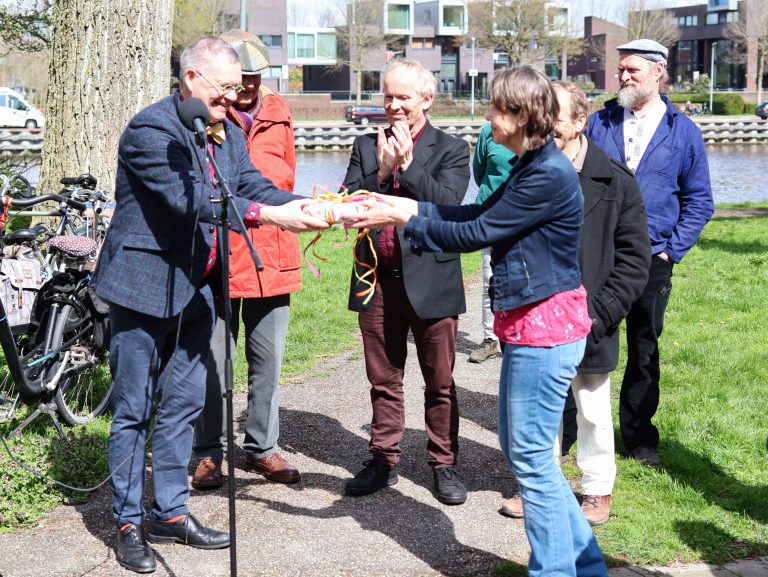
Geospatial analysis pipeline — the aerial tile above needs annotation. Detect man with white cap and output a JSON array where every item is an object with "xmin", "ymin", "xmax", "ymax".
[
  {"xmin": 586, "ymin": 39, "xmax": 714, "ymax": 468},
  {"xmin": 193, "ymin": 30, "xmax": 303, "ymax": 488}
]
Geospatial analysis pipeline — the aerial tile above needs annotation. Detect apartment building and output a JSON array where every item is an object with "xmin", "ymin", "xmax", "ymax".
[{"xmin": 571, "ymin": 0, "xmax": 764, "ymax": 94}]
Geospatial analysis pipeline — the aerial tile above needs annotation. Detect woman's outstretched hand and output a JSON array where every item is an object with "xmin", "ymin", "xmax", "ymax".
[{"xmin": 345, "ymin": 195, "xmax": 418, "ymax": 229}]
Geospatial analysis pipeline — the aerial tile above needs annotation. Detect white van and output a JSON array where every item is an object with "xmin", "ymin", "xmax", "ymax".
[{"xmin": 0, "ymin": 88, "xmax": 45, "ymax": 129}]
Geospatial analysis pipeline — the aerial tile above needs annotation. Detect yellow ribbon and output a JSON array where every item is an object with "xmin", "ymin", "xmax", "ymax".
[
  {"xmin": 302, "ymin": 185, "xmax": 379, "ymax": 305},
  {"xmin": 206, "ymin": 122, "xmax": 226, "ymax": 144}
]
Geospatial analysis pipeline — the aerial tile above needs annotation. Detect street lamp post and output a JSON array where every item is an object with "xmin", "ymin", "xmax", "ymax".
[
  {"xmin": 470, "ymin": 37, "xmax": 476, "ymax": 120},
  {"xmin": 240, "ymin": 0, "xmax": 247, "ymax": 30},
  {"xmin": 709, "ymin": 41, "xmax": 717, "ymax": 115}
]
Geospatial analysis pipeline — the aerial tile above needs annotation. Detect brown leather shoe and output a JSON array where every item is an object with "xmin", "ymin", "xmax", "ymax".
[
  {"xmin": 499, "ymin": 495, "xmax": 524, "ymax": 518},
  {"xmin": 245, "ymin": 453, "xmax": 301, "ymax": 484},
  {"xmin": 581, "ymin": 494, "xmax": 611, "ymax": 526},
  {"xmin": 191, "ymin": 458, "xmax": 223, "ymax": 490}
]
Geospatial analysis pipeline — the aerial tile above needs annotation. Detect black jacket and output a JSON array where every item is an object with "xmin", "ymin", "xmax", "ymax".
[
  {"xmin": 342, "ymin": 122, "xmax": 470, "ymax": 319},
  {"xmin": 578, "ymin": 137, "xmax": 651, "ymax": 373}
]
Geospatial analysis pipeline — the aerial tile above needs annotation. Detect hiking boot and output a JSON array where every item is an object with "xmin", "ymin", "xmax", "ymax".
[
  {"xmin": 500, "ymin": 495, "xmax": 524, "ymax": 518},
  {"xmin": 629, "ymin": 446, "xmax": 661, "ymax": 468},
  {"xmin": 468, "ymin": 338, "xmax": 498, "ymax": 363},
  {"xmin": 433, "ymin": 467, "xmax": 467, "ymax": 505},
  {"xmin": 345, "ymin": 459, "xmax": 398, "ymax": 496},
  {"xmin": 581, "ymin": 494, "xmax": 611, "ymax": 526}
]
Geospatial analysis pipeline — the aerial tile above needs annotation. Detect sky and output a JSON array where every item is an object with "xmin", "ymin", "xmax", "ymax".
[{"xmin": 285, "ymin": 0, "xmax": 701, "ymax": 29}]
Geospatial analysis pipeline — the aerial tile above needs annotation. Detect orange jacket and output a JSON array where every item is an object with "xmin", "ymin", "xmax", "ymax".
[{"xmin": 227, "ymin": 86, "xmax": 302, "ymax": 298}]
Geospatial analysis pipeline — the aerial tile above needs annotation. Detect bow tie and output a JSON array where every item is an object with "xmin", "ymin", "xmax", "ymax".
[{"xmin": 206, "ymin": 122, "xmax": 226, "ymax": 144}]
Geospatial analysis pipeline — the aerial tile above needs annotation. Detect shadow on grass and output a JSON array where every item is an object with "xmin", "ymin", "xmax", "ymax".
[
  {"xmin": 655, "ymin": 437, "xmax": 768, "ymax": 527},
  {"xmin": 674, "ymin": 519, "xmax": 766, "ymax": 564},
  {"xmin": 695, "ymin": 235, "xmax": 768, "ymax": 255}
]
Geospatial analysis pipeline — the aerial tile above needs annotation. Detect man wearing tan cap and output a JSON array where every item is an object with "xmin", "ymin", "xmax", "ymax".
[
  {"xmin": 193, "ymin": 30, "xmax": 302, "ymax": 488},
  {"xmin": 587, "ymin": 39, "xmax": 713, "ymax": 469}
]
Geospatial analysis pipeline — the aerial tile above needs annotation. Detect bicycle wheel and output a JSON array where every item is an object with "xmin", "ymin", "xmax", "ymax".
[{"xmin": 51, "ymin": 294, "xmax": 112, "ymax": 426}]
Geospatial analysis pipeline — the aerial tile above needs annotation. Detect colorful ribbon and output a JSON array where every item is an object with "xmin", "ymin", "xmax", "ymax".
[{"xmin": 302, "ymin": 185, "xmax": 379, "ymax": 305}]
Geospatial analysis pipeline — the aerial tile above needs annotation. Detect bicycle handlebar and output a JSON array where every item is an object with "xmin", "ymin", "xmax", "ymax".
[{"xmin": 6, "ymin": 193, "xmax": 88, "ymax": 212}]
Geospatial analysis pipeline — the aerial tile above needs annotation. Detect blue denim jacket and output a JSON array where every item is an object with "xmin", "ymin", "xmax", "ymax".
[
  {"xmin": 586, "ymin": 96, "xmax": 714, "ymax": 263},
  {"xmin": 404, "ymin": 139, "xmax": 583, "ymax": 312}
]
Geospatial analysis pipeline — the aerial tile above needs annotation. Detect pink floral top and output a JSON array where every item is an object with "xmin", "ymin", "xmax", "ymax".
[{"xmin": 494, "ymin": 285, "xmax": 592, "ymax": 347}]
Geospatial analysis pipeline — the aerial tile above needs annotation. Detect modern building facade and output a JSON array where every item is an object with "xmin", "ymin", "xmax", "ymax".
[{"xmin": 571, "ymin": 0, "xmax": 765, "ymax": 95}]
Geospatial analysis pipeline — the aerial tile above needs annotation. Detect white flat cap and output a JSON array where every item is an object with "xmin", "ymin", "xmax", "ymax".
[{"xmin": 617, "ymin": 39, "xmax": 668, "ymax": 64}]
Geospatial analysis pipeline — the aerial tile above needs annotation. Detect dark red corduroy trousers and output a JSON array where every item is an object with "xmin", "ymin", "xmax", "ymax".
[{"xmin": 357, "ymin": 272, "xmax": 459, "ymax": 469}]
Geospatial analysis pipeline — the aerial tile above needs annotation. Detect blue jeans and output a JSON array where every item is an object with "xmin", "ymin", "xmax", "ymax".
[{"xmin": 499, "ymin": 339, "xmax": 607, "ymax": 577}]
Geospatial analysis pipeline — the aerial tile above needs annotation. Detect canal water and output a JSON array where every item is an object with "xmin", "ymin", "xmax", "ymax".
[
  {"xmin": 11, "ymin": 144, "xmax": 767, "ymax": 205},
  {"xmin": 295, "ymin": 145, "xmax": 767, "ymax": 205}
]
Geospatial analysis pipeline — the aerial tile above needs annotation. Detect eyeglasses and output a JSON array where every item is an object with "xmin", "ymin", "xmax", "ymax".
[{"xmin": 194, "ymin": 69, "xmax": 245, "ymax": 94}]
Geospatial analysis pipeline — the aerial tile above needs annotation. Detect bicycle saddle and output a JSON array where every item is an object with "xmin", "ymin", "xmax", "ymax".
[
  {"xmin": 47, "ymin": 235, "xmax": 98, "ymax": 258},
  {"xmin": 3, "ymin": 224, "xmax": 47, "ymax": 244}
]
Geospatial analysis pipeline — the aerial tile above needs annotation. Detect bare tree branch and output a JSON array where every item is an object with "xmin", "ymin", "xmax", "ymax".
[
  {"xmin": 726, "ymin": 0, "xmax": 768, "ymax": 103},
  {"xmin": 334, "ymin": 0, "xmax": 402, "ymax": 103},
  {"xmin": 0, "ymin": 0, "xmax": 51, "ymax": 54}
]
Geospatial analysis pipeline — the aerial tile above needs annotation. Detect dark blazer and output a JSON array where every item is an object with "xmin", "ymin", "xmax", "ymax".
[
  {"xmin": 343, "ymin": 122, "xmax": 469, "ymax": 319},
  {"xmin": 92, "ymin": 93, "xmax": 296, "ymax": 318},
  {"xmin": 578, "ymin": 137, "xmax": 651, "ymax": 373}
]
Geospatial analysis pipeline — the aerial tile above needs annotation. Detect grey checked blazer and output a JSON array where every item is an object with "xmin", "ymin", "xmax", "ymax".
[{"xmin": 92, "ymin": 93, "xmax": 296, "ymax": 318}]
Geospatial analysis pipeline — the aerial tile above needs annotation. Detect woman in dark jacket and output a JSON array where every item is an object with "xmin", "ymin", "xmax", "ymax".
[{"xmin": 351, "ymin": 66, "xmax": 608, "ymax": 577}]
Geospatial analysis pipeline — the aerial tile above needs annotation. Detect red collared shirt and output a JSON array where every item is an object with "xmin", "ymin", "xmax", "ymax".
[{"xmin": 377, "ymin": 122, "xmax": 428, "ymax": 269}]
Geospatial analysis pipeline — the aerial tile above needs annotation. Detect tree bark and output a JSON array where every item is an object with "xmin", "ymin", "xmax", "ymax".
[{"xmin": 39, "ymin": 0, "xmax": 174, "ymax": 196}]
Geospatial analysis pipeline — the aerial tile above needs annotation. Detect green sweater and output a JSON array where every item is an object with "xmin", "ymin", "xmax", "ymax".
[{"xmin": 473, "ymin": 122, "xmax": 516, "ymax": 205}]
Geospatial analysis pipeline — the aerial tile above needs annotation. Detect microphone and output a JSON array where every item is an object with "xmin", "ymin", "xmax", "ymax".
[{"xmin": 178, "ymin": 97, "xmax": 211, "ymax": 145}]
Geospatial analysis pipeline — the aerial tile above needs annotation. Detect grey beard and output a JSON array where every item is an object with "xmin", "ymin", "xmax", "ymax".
[{"xmin": 617, "ymin": 84, "xmax": 655, "ymax": 109}]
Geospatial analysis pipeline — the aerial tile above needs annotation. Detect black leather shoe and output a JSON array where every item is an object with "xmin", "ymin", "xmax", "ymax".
[
  {"xmin": 433, "ymin": 466, "xmax": 467, "ymax": 505},
  {"xmin": 629, "ymin": 446, "xmax": 661, "ymax": 468},
  {"xmin": 345, "ymin": 459, "xmax": 398, "ymax": 496},
  {"xmin": 116, "ymin": 524, "xmax": 156, "ymax": 574},
  {"xmin": 147, "ymin": 513, "xmax": 229, "ymax": 549}
]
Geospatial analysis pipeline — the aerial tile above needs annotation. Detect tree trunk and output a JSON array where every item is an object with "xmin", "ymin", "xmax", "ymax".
[{"xmin": 39, "ymin": 0, "xmax": 174, "ymax": 197}]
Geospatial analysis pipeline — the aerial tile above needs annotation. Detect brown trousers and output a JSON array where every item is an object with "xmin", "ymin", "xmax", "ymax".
[{"xmin": 358, "ymin": 272, "xmax": 459, "ymax": 469}]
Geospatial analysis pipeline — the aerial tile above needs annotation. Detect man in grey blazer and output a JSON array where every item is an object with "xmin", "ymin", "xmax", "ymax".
[
  {"xmin": 91, "ymin": 37, "xmax": 326, "ymax": 574},
  {"xmin": 342, "ymin": 59, "xmax": 470, "ymax": 505}
]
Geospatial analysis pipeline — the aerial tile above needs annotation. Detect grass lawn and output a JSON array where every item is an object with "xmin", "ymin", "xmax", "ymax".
[
  {"xmin": 2, "ymin": 216, "xmax": 768, "ymax": 571},
  {"xmin": 580, "ymin": 208, "xmax": 768, "ymax": 567}
]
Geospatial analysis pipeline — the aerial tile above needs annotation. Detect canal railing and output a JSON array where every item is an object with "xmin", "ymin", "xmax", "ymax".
[
  {"xmin": 3, "ymin": 118, "xmax": 767, "ymax": 155},
  {"xmin": 295, "ymin": 118, "xmax": 768, "ymax": 150}
]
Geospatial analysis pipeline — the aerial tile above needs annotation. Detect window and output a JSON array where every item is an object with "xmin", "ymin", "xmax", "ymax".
[
  {"xmin": 443, "ymin": 6, "xmax": 464, "ymax": 29},
  {"xmin": 412, "ymin": 37, "xmax": 434, "ymax": 49},
  {"xmin": 259, "ymin": 35, "xmax": 282, "ymax": 48},
  {"xmin": 262, "ymin": 67, "xmax": 283, "ymax": 79},
  {"xmin": 0, "ymin": 95, "xmax": 5, "ymax": 107},
  {"xmin": 677, "ymin": 15, "xmax": 698, "ymax": 26},
  {"xmin": 9, "ymin": 97, "xmax": 27, "ymax": 111},
  {"xmin": 706, "ymin": 10, "xmax": 738, "ymax": 25},
  {"xmin": 296, "ymin": 34, "xmax": 314, "ymax": 58},
  {"xmin": 317, "ymin": 32, "xmax": 336, "ymax": 59},
  {"xmin": 387, "ymin": 4, "xmax": 410, "ymax": 30}
]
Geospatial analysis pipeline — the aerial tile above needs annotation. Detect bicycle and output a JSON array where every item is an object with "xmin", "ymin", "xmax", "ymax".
[{"xmin": 0, "ymin": 173, "xmax": 113, "ymax": 439}]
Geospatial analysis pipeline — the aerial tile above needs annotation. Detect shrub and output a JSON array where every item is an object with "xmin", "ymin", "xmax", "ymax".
[{"xmin": 666, "ymin": 92, "xmax": 745, "ymax": 115}]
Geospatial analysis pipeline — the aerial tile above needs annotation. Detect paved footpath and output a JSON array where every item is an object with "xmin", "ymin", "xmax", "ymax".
[{"xmin": 1, "ymin": 276, "xmax": 766, "ymax": 577}]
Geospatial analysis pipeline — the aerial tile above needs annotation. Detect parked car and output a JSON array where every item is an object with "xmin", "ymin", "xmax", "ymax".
[
  {"xmin": 756, "ymin": 101, "xmax": 768, "ymax": 120},
  {"xmin": 345, "ymin": 105, "xmax": 388, "ymax": 126},
  {"xmin": 0, "ymin": 87, "xmax": 45, "ymax": 128}
]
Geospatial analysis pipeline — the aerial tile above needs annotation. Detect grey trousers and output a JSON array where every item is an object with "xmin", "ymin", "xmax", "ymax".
[{"xmin": 194, "ymin": 294, "xmax": 291, "ymax": 461}]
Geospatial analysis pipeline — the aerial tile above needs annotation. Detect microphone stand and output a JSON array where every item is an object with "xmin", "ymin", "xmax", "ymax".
[{"xmin": 199, "ymin": 130, "xmax": 263, "ymax": 577}]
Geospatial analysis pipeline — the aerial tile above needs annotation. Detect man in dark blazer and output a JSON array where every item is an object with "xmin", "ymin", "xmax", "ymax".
[
  {"xmin": 342, "ymin": 58, "xmax": 470, "ymax": 505},
  {"xmin": 92, "ymin": 37, "xmax": 326, "ymax": 574}
]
